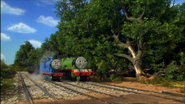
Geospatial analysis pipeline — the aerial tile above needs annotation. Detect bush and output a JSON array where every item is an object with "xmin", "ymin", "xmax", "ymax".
[
  {"xmin": 109, "ymin": 74, "xmax": 119, "ymax": 80},
  {"xmin": 1, "ymin": 68, "xmax": 16, "ymax": 79},
  {"xmin": 164, "ymin": 61, "xmax": 185, "ymax": 81},
  {"xmin": 8, "ymin": 64, "xmax": 15, "ymax": 70},
  {"xmin": 176, "ymin": 75, "xmax": 184, "ymax": 81},
  {"xmin": 105, "ymin": 78, "xmax": 112, "ymax": 82},
  {"xmin": 14, "ymin": 65, "xmax": 23, "ymax": 71},
  {"xmin": 114, "ymin": 76, "xmax": 122, "ymax": 82},
  {"xmin": 1, "ymin": 60, "xmax": 8, "ymax": 70}
]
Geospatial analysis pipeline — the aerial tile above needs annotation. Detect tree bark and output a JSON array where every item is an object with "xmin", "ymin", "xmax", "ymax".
[
  {"xmin": 113, "ymin": 45, "xmax": 143, "ymax": 77},
  {"xmin": 110, "ymin": 4, "xmax": 147, "ymax": 77},
  {"xmin": 133, "ymin": 58, "xmax": 142, "ymax": 77}
]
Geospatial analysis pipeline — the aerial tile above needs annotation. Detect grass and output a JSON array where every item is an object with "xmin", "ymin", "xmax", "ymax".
[
  {"xmin": 89, "ymin": 76, "xmax": 112, "ymax": 82},
  {"xmin": 1, "ymin": 69, "xmax": 17, "ymax": 101},
  {"xmin": 1, "ymin": 74, "xmax": 17, "ymax": 102},
  {"xmin": 90, "ymin": 75, "xmax": 185, "ymax": 93},
  {"xmin": 132, "ymin": 76, "xmax": 185, "ymax": 93},
  {"xmin": 1, "ymin": 76, "xmax": 16, "ymax": 94}
]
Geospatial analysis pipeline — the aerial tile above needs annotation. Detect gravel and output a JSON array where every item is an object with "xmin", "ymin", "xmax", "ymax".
[
  {"xmin": 67, "ymin": 82, "xmax": 134, "ymax": 97},
  {"xmin": 1, "ymin": 72, "xmax": 139, "ymax": 104},
  {"xmin": 85, "ymin": 82, "xmax": 144, "ymax": 94},
  {"xmin": 24, "ymin": 72, "xmax": 90, "ymax": 100},
  {"xmin": 21, "ymin": 74, "xmax": 49, "ymax": 100}
]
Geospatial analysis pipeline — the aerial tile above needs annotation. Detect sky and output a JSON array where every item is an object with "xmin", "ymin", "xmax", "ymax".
[
  {"xmin": 1, "ymin": 0, "xmax": 184, "ymax": 65},
  {"xmin": 1, "ymin": 0, "xmax": 61, "ymax": 65}
]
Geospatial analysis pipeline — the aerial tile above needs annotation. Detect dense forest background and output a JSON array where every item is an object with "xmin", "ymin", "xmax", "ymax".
[{"xmin": 2, "ymin": 0, "xmax": 185, "ymax": 81}]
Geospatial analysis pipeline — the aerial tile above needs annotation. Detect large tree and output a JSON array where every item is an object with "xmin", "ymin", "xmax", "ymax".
[
  {"xmin": 54, "ymin": 0, "xmax": 185, "ymax": 78},
  {"xmin": 81, "ymin": 0, "xmax": 184, "ymax": 77},
  {"xmin": 14, "ymin": 41, "xmax": 35, "ymax": 67}
]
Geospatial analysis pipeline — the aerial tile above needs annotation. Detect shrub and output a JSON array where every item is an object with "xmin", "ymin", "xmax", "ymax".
[
  {"xmin": 1, "ymin": 68, "xmax": 16, "ymax": 79},
  {"xmin": 1, "ymin": 60, "xmax": 8, "ymax": 70},
  {"xmin": 164, "ymin": 61, "xmax": 185, "ymax": 80},
  {"xmin": 109, "ymin": 74, "xmax": 119, "ymax": 80}
]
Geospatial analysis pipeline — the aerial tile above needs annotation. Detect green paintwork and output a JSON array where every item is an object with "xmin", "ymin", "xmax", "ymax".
[
  {"xmin": 71, "ymin": 72, "xmax": 76, "ymax": 80},
  {"xmin": 61, "ymin": 57, "xmax": 77, "ymax": 69},
  {"xmin": 77, "ymin": 76, "xmax": 80, "ymax": 81}
]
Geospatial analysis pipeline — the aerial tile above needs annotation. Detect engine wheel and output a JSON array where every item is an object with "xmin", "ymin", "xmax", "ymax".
[
  {"xmin": 77, "ymin": 76, "xmax": 87, "ymax": 81},
  {"xmin": 52, "ymin": 76, "xmax": 60, "ymax": 81}
]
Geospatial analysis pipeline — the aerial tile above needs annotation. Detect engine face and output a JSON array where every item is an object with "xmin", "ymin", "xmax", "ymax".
[
  {"xmin": 51, "ymin": 59, "xmax": 62, "ymax": 70},
  {"xmin": 75, "ymin": 56, "xmax": 87, "ymax": 69}
]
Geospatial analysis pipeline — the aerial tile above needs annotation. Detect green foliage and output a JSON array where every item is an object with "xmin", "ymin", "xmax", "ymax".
[
  {"xmin": 10, "ymin": 0, "xmax": 183, "ymax": 83},
  {"xmin": 1, "ymin": 78, "xmax": 15, "ymax": 95},
  {"xmin": 14, "ymin": 41, "xmax": 35, "ymax": 67},
  {"xmin": 8, "ymin": 64, "xmax": 14, "ymax": 70},
  {"xmin": 176, "ymin": 75, "xmax": 184, "ymax": 81},
  {"xmin": 1, "ymin": 69, "xmax": 15, "ymax": 79},
  {"xmin": 180, "ymin": 52, "xmax": 185, "ymax": 65},
  {"xmin": 1, "ymin": 60, "xmax": 8, "ymax": 70},
  {"xmin": 14, "ymin": 65, "xmax": 23, "ymax": 71},
  {"xmin": 109, "ymin": 74, "xmax": 119, "ymax": 80},
  {"xmin": 164, "ymin": 61, "xmax": 185, "ymax": 81},
  {"xmin": 141, "ymin": 76, "xmax": 166, "ymax": 84}
]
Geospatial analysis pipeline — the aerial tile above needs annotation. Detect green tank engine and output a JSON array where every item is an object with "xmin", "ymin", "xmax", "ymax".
[
  {"xmin": 60, "ymin": 56, "xmax": 94, "ymax": 81},
  {"xmin": 61, "ymin": 56, "xmax": 87, "ymax": 69}
]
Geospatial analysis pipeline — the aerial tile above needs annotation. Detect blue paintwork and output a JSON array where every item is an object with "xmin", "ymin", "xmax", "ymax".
[
  {"xmin": 45, "ymin": 75, "xmax": 51, "ymax": 81},
  {"xmin": 39, "ymin": 62, "xmax": 44, "ymax": 74},
  {"xmin": 39, "ymin": 56, "xmax": 54, "ymax": 74}
]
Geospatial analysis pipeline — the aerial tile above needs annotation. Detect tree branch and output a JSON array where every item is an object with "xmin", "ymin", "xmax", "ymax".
[
  {"xmin": 139, "ymin": 28, "xmax": 150, "ymax": 50},
  {"xmin": 155, "ymin": 59, "xmax": 166, "ymax": 76},
  {"xmin": 109, "ymin": 70, "xmax": 134, "ymax": 75},
  {"xmin": 133, "ymin": 58, "xmax": 142, "ymax": 65},
  {"xmin": 112, "ymin": 53, "xmax": 133, "ymax": 62},
  {"xmin": 115, "ymin": 65, "xmax": 125, "ymax": 72},
  {"xmin": 128, "ymin": 65, "xmax": 134, "ymax": 71},
  {"xmin": 111, "ymin": 8, "xmax": 121, "ymax": 36},
  {"xmin": 143, "ymin": 67, "xmax": 153, "ymax": 72},
  {"xmin": 139, "ymin": 6, "xmax": 146, "ymax": 21},
  {"xmin": 87, "ymin": 16, "xmax": 92, "ymax": 34},
  {"xmin": 122, "ymin": 4, "xmax": 138, "ymax": 21},
  {"xmin": 180, "ymin": 64, "xmax": 185, "ymax": 69},
  {"xmin": 122, "ymin": 4, "xmax": 146, "ymax": 23}
]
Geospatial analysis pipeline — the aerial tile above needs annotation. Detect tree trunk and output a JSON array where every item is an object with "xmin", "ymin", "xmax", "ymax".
[
  {"xmin": 133, "ymin": 60, "xmax": 142, "ymax": 77},
  {"xmin": 128, "ymin": 46, "xmax": 143, "ymax": 77}
]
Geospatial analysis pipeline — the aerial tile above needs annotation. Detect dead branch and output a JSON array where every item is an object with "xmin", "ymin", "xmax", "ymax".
[
  {"xmin": 180, "ymin": 64, "xmax": 185, "ymax": 69},
  {"xmin": 109, "ymin": 69, "xmax": 134, "ymax": 75},
  {"xmin": 115, "ymin": 65, "xmax": 125, "ymax": 72},
  {"xmin": 155, "ymin": 59, "xmax": 166, "ymax": 76},
  {"xmin": 143, "ymin": 67, "xmax": 153, "ymax": 72},
  {"xmin": 161, "ymin": 74, "xmax": 165, "ymax": 77}
]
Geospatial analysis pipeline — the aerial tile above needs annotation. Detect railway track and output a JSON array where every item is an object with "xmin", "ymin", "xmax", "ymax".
[
  {"xmin": 84, "ymin": 81, "xmax": 185, "ymax": 103},
  {"xmin": 18, "ymin": 73, "xmax": 34, "ymax": 104},
  {"xmin": 46, "ymin": 80, "xmax": 185, "ymax": 104},
  {"xmin": 62, "ymin": 81, "xmax": 127, "ymax": 98},
  {"xmin": 18, "ymin": 73, "xmax": 63, "ymax": 104},
  {"xmin": 21, "ymin": 72, "xmax": 185, "ymax": 103},
  {"xmin": 46, "ymin": 80, "xmax": 115, "ymax": 104}
]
